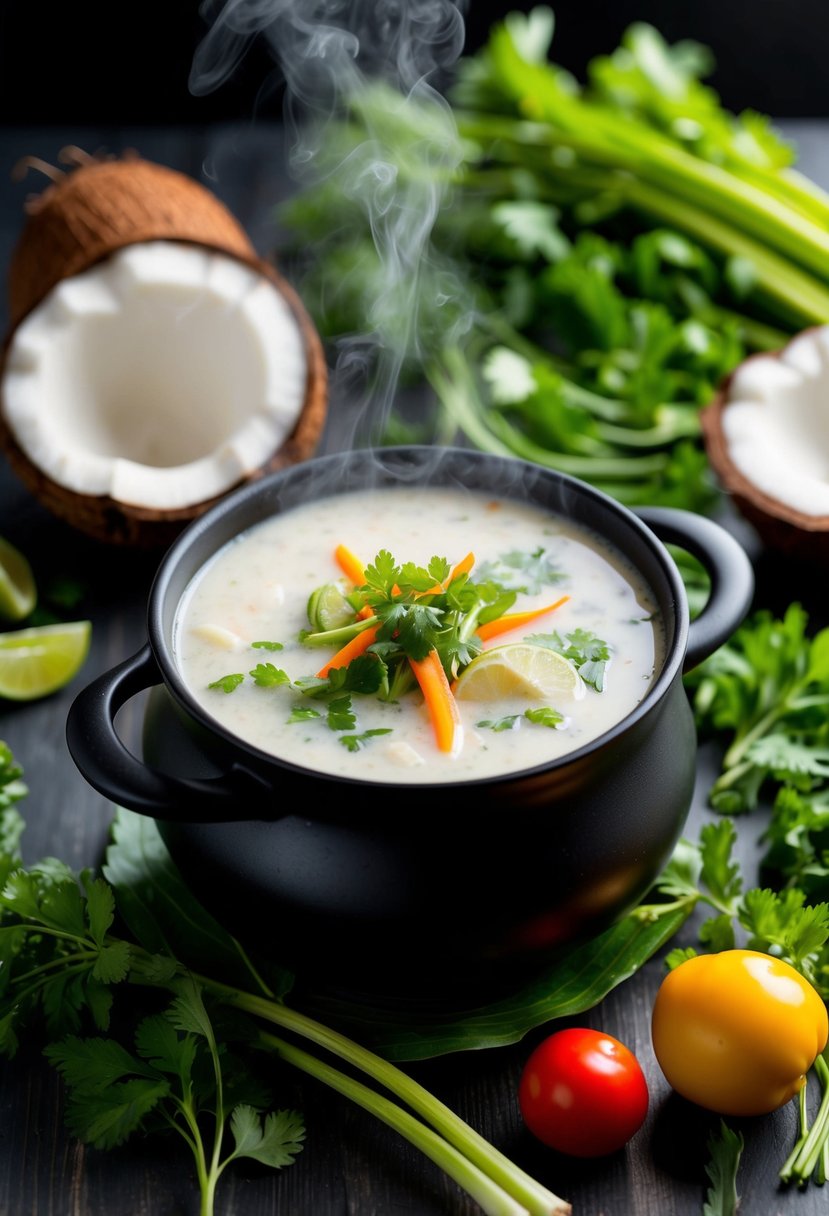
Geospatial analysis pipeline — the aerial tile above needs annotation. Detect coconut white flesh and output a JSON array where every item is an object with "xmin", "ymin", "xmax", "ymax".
[
  {"xmin": 2, "ymin": 242, "xmax": 309, "ymax": 510},
  {"xmin": 722, "ymin": 326, "xmax": 829, "ymax": 517}
]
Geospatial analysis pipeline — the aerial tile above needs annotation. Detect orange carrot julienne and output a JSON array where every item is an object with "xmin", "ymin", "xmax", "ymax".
[
  {"xmin": 477, "ymin": 594, "xmax": 571, "ymax": 643},
  {"xmin": 448, "ymin": 551, "xmax": 475, "ymax": 583},
  {"xmin": 409, "ymin": 649, "xmax": 462, "ymax": 755},
  {"xmin": 419, "ymin": 552, "xmax": 477, "ymax": 597},
  {"xmin": 334, "ymin": 544, "xmax": 366, "ymax": 586},
  {"xmin": 317, "ymin": 625, "xmax": 379, "ymax": 678}
]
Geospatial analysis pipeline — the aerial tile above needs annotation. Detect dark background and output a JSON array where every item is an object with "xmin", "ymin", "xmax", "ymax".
[{"xmin": 1, "ymin": 0, "xmax": 828, "ymax": 126}]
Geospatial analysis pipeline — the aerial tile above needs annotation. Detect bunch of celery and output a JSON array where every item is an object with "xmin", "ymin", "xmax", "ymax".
[{"xmin": 282, "ymin": 8, "xmax": 829, "ymax": 510}]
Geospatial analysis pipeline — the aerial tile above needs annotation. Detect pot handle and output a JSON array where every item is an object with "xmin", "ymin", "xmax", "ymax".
[
  {"xmin": 635, "ymin": 507, "xmax": 754, "ymax": 673},
  {"xmin": 66, "ymin": 644, "xmax": 273, "ymax": 823}
]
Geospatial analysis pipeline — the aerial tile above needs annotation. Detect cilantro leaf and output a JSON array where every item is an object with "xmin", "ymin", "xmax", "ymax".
[
  {"xmin": 363, "ymin": 550, "xmax": 399, "ymax": 594},
  {"xmin": 524, "ymin": 707, "xmax": 566, "ymax": 729},
  {"xmin": 84, "ymin": 876, "xmax": 116, "ymax": 947},
  {"xmin": 249, "ymin": 663, "xmax": 291, "ymax": 689},
  {"xmin": 327, "ymin": 696, "xmax": 356, "ymax": 731},
  {"xmin": 45, "ymin": 1036, "xmax": 156, "ymax": 1093},
  {"xmin": 229, "ymin": 1104, "xmax": 306, "ymax": 1168},
  {"xmin": 287, "ymin": 706, "xmax": 321, "ymax": 723},
  {"xmin": 699, "ymin": 820, "xmax": 742, "ymax": 909},
  {"xmin": 476, "ymin": 548, "xmax": 565, "ymax": 595},
  {"xmin": 476, "ymin": 715, "xmax": 521, "ymax": 732},
  {"xmin": 134, "ymin": 1013, "xmax": 197, "ymax": 1087},
  {"xmin": 208, "ymin": 673, "xmax": 244, "ymax": 694},
  {"xmin": 703, "ymin": 1120, "xmax": 743, "ymax": 1216},
  {"xmin": 339, "ymin": 654, "xmax": 386, "ymax": 694},
  {"xmin": 376, "ymin": 602, "xmax": 443, "ymax": 661},
  {"xmin": 251, "ymin": 640, "xmax": 284, "ymax": 652},
  {"xmin": 92, "ymin": 941, "xmax": 132, "ymax": 984},
  {"xmin": 64, "ymin": 1077, "xmax": 171, "ymax": 1150},
  {"xmin": 339, "ymin": 729, "xmax": 393, "ymax": 752}
]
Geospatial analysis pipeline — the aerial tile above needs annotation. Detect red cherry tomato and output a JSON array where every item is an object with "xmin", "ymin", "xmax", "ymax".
[{"xmin": 518, "ymin": 1027, "xmax": 649, "ymax": 1157}]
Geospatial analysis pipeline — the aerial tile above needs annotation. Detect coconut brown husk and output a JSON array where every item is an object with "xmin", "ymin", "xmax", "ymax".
[
  {"xmin": 701, "ymin": 344, "xmax": 829, "ymax": 563},
  {"xmin": 0, "ymin": 151, "xmax": 328, "ymax": 547}
]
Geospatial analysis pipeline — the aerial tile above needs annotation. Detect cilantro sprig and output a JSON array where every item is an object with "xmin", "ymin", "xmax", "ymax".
[
  {"xmin": 0, "ymin": 743, "xmax": 568, "ymax": 1216},
  {"xmin": 703, "ymin": 1121, "xmax": 744, "ymax": 1216},
  {"xmin": 688, "ymin": 604, "xmax": 829, "ymax": 813}
]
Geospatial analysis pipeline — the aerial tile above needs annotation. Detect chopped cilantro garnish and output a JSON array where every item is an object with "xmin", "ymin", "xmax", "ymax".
[
  {"xmin": 524, "ymin": 706, "xmax": 566, "ymax": 729},
  {"xmin": 327, "ymin": 696, "xmax": 357, "ymax": 731},
  {"xmin": 476, "ymin": 548, "xmax": 565, "ymax": 595},
  {"xmin": 208, "ymin": 673, "xmax": 244, "ymax": 694},
  {"xmin": 287, "ymin": 706, "xmax": 321, "ymax": 724},
  {"xmin": 477, "ymin": 715, "xmax": 521, "ymax": 732},
  {"xmin": 251, "ymin": 640, "xmax": 284, "ymax": 651},
  {"xmin": 249, "ymin": 663, "xmax": 291, "ymax": 688},
  {"xmin": 338, "ymin": 729, "xmax": 393, "ymax": 752}
]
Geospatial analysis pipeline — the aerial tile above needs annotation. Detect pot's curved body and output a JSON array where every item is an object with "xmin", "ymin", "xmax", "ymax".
[
  {"xmin": 67, "ymin": 447, "xmax": 754, "ymax": 999},
  {"xmin": 143, "ymin": 672, "xmax": 695, "ymax": 996}
]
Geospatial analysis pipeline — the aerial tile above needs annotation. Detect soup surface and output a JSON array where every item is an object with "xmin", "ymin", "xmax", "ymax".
[{"xmin": 173, "ymin": 485, "xmax": 664, "ymax": 783}]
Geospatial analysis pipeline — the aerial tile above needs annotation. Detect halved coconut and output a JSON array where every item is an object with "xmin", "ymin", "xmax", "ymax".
[
  {"xmin": 0, "ymin": 153, "xmax": 327, "ymax": 546},
  {"xmin": 701, "ymin": 325, "xmax": 829, "ymax": 562}
]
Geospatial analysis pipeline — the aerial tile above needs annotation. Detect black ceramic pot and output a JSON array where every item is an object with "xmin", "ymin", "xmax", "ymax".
[{"xmin": 67, "ymin": 447, "xmax": 754, "ymax": 1001}]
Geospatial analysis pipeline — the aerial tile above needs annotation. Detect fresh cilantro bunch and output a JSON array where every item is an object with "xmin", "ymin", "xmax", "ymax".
[
  {"xmin": 643, "ymin": 818, "xmax": 829, "ymax": 989},
  {"xmin": 0, "ymin": 846, "xmax": 304, "ymax": 1213},
  {"xmin": 687, "ymin": 604, "xmax": 829, "ymax": 813},
  {"xmin": 0, "ymin": 743, "xmax": 569, "ymax": 1216}
]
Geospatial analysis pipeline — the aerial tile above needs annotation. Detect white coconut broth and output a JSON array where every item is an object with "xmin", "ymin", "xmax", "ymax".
[{"xmin": 173, "ymin": 485, "xmax": 664, "ymax": 784}]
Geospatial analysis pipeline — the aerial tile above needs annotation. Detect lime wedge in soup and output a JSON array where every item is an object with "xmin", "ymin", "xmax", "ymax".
[
  {"xmin": 0, "ymin": 621, "xmax": 92, "ymax": 700},
  {"xmin": 454, "ymin": 643, "xmax": 585, "ymax": 703},
  {"xmin": 0, "ymin": 537, "xmax": 36, "ymax": 622}
]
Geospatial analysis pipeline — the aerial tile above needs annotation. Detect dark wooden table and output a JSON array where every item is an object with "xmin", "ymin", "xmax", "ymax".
[{"xmin": 0, "ymin": 120, "xmax": 827, "ymax": 1216}]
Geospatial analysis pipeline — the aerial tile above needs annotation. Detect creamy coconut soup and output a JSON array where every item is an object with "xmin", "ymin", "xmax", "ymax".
[{"xmin": 173, "ymin": 485, "xmax": 663, "ymax": 783}]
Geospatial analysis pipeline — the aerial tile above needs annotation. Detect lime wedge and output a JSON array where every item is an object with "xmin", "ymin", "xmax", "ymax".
[
  {"xmin": 0, "ymin": 621, "xmax": 92, "ymax": 701},
  {"xmin": 454, "ymin": 643, "xmax": 585, "ymax": 703},
  {"xmin": 307, "ymin": 581, "xmax": 355, "ymax": 632},
  {"xmin": 0, "ymin": 537, "xmax": 36, "ymax": 622}
]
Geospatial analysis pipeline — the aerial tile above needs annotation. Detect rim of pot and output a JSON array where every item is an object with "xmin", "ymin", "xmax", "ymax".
[{"xmin": 146, "ymin": 445, "xmax": 689, "ymax": 791}]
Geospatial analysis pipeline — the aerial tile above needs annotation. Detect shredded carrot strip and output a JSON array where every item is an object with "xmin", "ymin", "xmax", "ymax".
[
  {"xmin": 419, "ymin": 552, "xmax": 476, "ymax": 597},
  {"xmin": 448, "ymin": 551, "xmax": 475, "ymax": 584},
  {"xmin": 477, "ymin": 594, "xmax": 571, "ymax": 643},
  {"xmin": 334, "ymin": 544, "xmax": 366, "ymax": 586},
  {"xmin": 409, "ymin": 649, "xmax": 462, "ymax": 754},
  {"xmin": 317, "ymin": 625, "xmax": 379, "ymax": 678}
]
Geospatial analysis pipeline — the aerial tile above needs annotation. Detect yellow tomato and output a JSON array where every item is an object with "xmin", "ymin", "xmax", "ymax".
[{"xmin": 651, "ymin": 949, "xmax": 828, "ymax": 1116}]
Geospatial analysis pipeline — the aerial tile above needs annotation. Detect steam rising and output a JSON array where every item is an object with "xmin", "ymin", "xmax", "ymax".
[{"xmin": 190, "ymin": 0, "xmax": 469, "ymax": 447}]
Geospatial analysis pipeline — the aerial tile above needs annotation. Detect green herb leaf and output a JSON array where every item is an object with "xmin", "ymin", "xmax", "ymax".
[
  {"xmin": 288, "ymin": 706, "xmax": 322, "ymax": 724},
  {"xmin": 249, "ymin": 663, "xmax": 291, "ymax": 689},
  {"xmin": 524, "ymin": 706, "xmax": 565, "ymax": 728},
  {"xmin": 229, "ymin": 1105, "xmax": 306, "ymax": 1168},
  {"xmin": 703, "ymin": 1120, "xmax": 744, "ymax": 1216},
  {"xmin": 208, "ymin": 673, "xmax": 244, "ymax": 694},
  {"xmin": 338, "ymin": 729, "xmax": 394, "ymax": 753},
  {"xmin": 476, "ymin": 548, "xmax": 565, "ymax": 595},
  {"xmin": 327, "ymin": 696, "xmax": 356, "ymax": 731},
  {"xmin": 251, "ymin": 640, "xmax": 284, "ymax": 652},
  {"xmin": 476, "ymin": 715, "xmax": 521, "ymax": 732}
]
